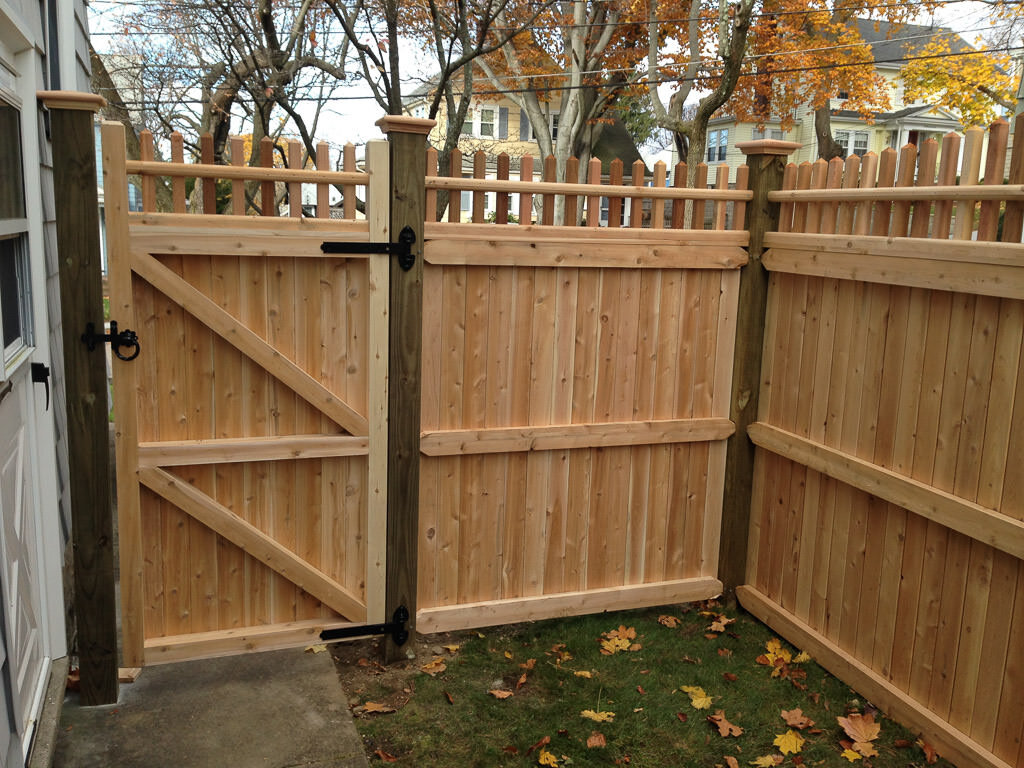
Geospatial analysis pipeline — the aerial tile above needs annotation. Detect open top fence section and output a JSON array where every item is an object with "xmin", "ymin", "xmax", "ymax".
[{"xmin": 740, "ymin": 117, "xmax": 1024, "ymax": 768}]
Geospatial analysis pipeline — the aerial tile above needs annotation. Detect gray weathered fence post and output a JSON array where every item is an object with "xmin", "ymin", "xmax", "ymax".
[
  {"xmin": 719, "ymin": 139, "xmax": 801, "ymax": 597},
  {"xmin": 376, "ymin": 116, "xmax": 435, "ymax": 662}
]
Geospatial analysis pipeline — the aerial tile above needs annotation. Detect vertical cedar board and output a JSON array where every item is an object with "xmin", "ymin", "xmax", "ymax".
[
  {"xmin": 718, "ymin": 150, "xmax": 789, "ymax": 595},
  {"xmin": 50, "ymin": 108, "xmax": 119, "ymax": 704},
  {"xmin": 385, "ymin": 129, "xmax": 427, "ymax": 661}
]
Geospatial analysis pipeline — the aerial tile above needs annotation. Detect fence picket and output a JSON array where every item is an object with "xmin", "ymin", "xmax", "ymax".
[
  {"xmin": 608, "ymin": 159, "xmax": 623, "ymax": 228},
  {"xmin": 519, "ymin": 155, "xmax": 534, "ymax": 224},
  {"xmin": 978, "ymin": 119, "xmax": 1009, "ymax": 241},
  {"xmin": 909, "ymin": 138, "xmax": 938, "ymax": 238}
]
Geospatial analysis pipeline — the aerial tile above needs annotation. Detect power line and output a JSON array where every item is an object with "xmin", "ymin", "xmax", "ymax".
[{"xmin": 105, "ymin": 42, "xmax": 1024, "ymax": 106}]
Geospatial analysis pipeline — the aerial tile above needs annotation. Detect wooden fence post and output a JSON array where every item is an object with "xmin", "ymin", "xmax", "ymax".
[
  {"xmin": 38, "ymin": 91, "xmax": 118, "ymax": 704},
  {"xmin": 376, "ymin": 116, "xmax": 435, "ymax": 662},
  {"xmin": 719, "ymin": 139, "xmax": 801, "ymax": 597}
]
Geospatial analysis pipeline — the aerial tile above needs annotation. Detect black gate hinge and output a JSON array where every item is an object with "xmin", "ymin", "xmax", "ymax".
[
  {"xmin": 322, "ymin": 226, "xmax": 417, "ymax": 271},
  {"xmin": 319, "ymin": 605, "xmax": 410, "ymax": 647}
]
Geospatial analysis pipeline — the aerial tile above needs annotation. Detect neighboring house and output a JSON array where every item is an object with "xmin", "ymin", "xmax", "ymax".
[
  {"xmin": 1, "ymin": 0, "xmax": 91, "ymax": 762},
  {"xmin": 405, "ymin": 84, "xmax": 644, "ymax": 222},
  {"xmin": 702, "ymin": 19, "xmax": 987, "ymax": 181}
]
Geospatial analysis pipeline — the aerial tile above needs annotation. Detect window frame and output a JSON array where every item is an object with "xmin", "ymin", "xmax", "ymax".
[{"xmin": 0, "ymin": 93, "xmax": 33, "ymax": 380}]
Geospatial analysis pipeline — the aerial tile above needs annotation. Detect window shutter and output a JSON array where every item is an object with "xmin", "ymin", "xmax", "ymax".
[
  {"xmin": 499, "ymin": 107, "xmax": 509, "ymax": 140},
  {"xmin": 519, "ymin": 110, "xmax": 531, "ymax": 141}
]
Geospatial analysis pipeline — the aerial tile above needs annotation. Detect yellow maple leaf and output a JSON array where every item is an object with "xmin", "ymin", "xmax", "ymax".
[
  {"xmin": 749, "ymin": 756, "xmax": 783, "ymax": 767},
  {"xmin": 681, "ymin": 685, "xmax": 713, "ymax": 710},
  {"xmin": 773, "ymin": 730, "xmax": 805, "ymax": 755},
  {"xmin": 420, "ymin": 658, "xmax": 446, "ymax": 676},
  {"xmin": 793, "ymin": 651, "xmax": 811, "ymax": 663},
  {"xmin": 764, "ymin": 638, "xmax": 792, "ymax": 666},
  {"xmin": 581, "ymin": 709, "xmax": 615, "ymax": 722},
  {"xmin": 574, "ymin": 670, "xmax": 593, "ymax": 679},
  {"xmin": 601, "ymin": 636, "xmax": 632, "ymax": 654},
  {"xmin": 841, "ymin": 748, "xmax": 863, "ymax": 762},
  {"xmin": 538, "ymin": 748, "xmax": 559, "ymax": 766}
]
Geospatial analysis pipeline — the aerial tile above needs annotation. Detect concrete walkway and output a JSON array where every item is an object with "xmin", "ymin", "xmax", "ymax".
[{"xmin": 53, "ymin": 648, "xmax": 369, "ymax": 768}]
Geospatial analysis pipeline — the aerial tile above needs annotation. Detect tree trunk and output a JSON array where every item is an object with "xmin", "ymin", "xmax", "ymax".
[{"xmin": 814, "ymin": 105, "xmax": 843, "ymax": 161}]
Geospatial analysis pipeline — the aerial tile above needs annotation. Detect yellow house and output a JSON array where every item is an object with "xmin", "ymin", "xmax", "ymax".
[{"xmin": 703, "ymin": 19, "xmax": 985, "ymax": 181}]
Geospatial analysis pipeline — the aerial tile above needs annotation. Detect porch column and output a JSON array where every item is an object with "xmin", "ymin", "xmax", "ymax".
[
  {"xmin": 38, "ymin": 91, "xmax": 118, "ymax": 705},
  {"xmin": 376, "ymin": 116, "xmax": 435, "ymax": 663}
]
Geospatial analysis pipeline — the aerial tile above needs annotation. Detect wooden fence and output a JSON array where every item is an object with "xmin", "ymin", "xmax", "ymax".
[
  {"xmin": 740, "ymin": 118, "xmax": 1024, "ymax": 768},
  {"xmin": 416, "ymin": 150, "xmax": 750, "ymax": 632},
  {"xmin": 100, "ymin": 116, "xmax": 1024, "ymax": 767}
]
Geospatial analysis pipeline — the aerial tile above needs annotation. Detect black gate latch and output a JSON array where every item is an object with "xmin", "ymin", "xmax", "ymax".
[
  {"xmin": 319, "ymin": 605, "xmax": 410, "ymax": 647},
  {"xmin": 322, "ymin": 225, "xmax": 418, "ymax": 271},
  {"xmin": 82, "ymin": 320, "xmax": 141, "ymax": 361}
]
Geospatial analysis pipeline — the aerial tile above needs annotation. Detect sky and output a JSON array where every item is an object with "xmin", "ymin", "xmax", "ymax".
[{"xmin": 86, "ymin": 0, "xmax": 1019, "ymax": 150}]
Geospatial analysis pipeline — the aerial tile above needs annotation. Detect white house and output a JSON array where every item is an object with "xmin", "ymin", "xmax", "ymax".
[{"xmin": 0, "ymin": 0, "xmax": 93, "ymax": 761}]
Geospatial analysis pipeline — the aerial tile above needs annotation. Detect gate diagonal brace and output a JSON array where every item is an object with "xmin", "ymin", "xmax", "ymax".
[
  {"xmin": 319, "ymin": 605, "xmax": 410, "ymax": 647},
  {"xmin": 322, "ymin": 226, "xmax": 417, "ymax": 271}
]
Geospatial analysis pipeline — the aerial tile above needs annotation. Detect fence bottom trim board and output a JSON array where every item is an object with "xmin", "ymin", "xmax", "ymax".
[
  {"xmin": 416, "ymin": 577, "xmax": 723, "ymax": 634},
  {"xmin": 143, "ymin": 618, "xmax": 360, "ymax": 665},
  {"xmin": 736, "ymin": 586, "xmax": 1013, "ymax": 768}
]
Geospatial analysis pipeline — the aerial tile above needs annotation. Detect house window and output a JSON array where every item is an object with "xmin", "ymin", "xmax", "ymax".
[
  {"xmin": 752, "ymin": 127, "xmax": 787, "ymax": 141},
  {"xmin": 837, "ymin": 89, "xmax": 850, "ymax": 100},
  {"xmin": 480, "ymin": 108, "xmax": 495, "ymax": 137},
  {"xmin": 526, "ymin": 112, "xmax": 559, "ymax": 142},
  {"xmin": 707, "ymin": 129, "xmax": 728, "ymax": 162},
  {"xmin": 460, "ymin": 116, "xmax": 473, "ymax": 136},
  {"xmin": 835, "ymin": 130, "xmax": 869, "ymax": 158},
  {"xmin": 0, "ymin": 97, "xmax": 32, "ymax": 376}
]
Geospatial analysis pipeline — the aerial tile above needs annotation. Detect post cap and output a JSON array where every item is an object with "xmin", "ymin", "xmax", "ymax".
[
  {"xmin": 376, "ymin": 116, "xmax": 436, "ymax": 136},
  {"xmin": 37, "ymin": 91, "xmax": 107, "ymax": 112},
  {"xmin": 735, "ymin": 139, "xmax": 802, "ymax": 157}
]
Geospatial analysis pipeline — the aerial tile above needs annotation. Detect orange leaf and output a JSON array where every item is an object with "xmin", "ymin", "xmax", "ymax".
[
  {"xmin": 517, "ymin": 672, "xmax": 528, "ymax": 690},
  {"xmin": 707, "ymin": 709, "xmax": 743, "ymax": 737},
  {"xmin": 489, "ymin": 689, "xmax": 514, "ymax": 699},
  {"xmin": 781, "ymin": 708, "xmax": 814, "ymax": 729},
  {"xmin": 420, "ymin": 658, "xmax": 446, "ymax": 677},
  {"xmin": 725, "ymin": 757, "xmax": 740, "ymax": 768},
  {"xmin": 658, "ymin": 615, "xmax": 680, "ymax": 628},
  {"xmin": 587, "ymin": 731, "xmax": 607, "ymax": 748},
  {"xmin": 526, "ymin": 735, "xmax": 551, "ymax": 755},
  {"xmin": 374, "ymin": 748, "xmax": 398, "ymax": 762},
  {"xmin": 362, "ymin": 701, "xmax": 396, "ymax": 714}
]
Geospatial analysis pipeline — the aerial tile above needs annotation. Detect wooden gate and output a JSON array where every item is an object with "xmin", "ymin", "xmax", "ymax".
[{"xmin": 103, "ymin": 124, "xmax": 391, "ymax": 666}]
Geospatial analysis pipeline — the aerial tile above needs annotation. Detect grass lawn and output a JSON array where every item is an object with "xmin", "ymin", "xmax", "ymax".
[{"xmin": 331, "ymin": 600, "xmax": 954, "ymax": 767}]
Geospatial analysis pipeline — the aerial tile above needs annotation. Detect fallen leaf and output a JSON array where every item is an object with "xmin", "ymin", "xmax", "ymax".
[
  {"xmin": 676, "ymin": 712, "xmax": 688, "ymax": 723},
  {"xmin": 793, "ymin": 651, "xmax": 811, "ymax": 663},
  {"xmin": 526, "ymin": 736, "xmax": 551, "ymax": 755},
  {"xmin": 773, "ymin": 730, "xmax": 805, "ymax": 755},
  {"xmin": 443, "ymin": 644, "xmax": 460, "ymax": 653},
  {"xmin": 709, "ymin": 615, "xmax": 736, "ymax": 633},
  {"xmin": 683, "ymin": 655, "xmax": 700, "ymax": 664},
  {"xmin": 837, "ymin": 713, "xmax": 880, "ymax": 756},
  {"xmin": 919, "ymin": 740, "xmax": 939, "ymax": 764},
  {"xmin": 637, "ymin": 685, "xmax": 646, "ymax": 695},
  {"xmin": 521, "ymin": 658, "xmax": 537, "ymax": 670},
  {"xmin": 601, "ymin": 637, "xmax": 632, "ymax": 655},
  {"xmin": 748, "ymin": 756, "xmax": 783, "ymax": 767},
  {"xmin": 362, "ymin": 701, "xmax": 396, "ymax": 714},
  {"xmin": 443, "ymin": 690, "xmax": 454, "ymax": 705},
  {"xmin": 517, "ymin": 672, "xmax": 528, "ymax": 690},
  {"xmin": 840, "ymin": 749, "xmax": 863, "ymax": 762},
  {"xmin": 707, "ymin": 710, "xmax": 744, "ymax": 737},
  {"xmin": 763, "ymin": 638, "xmax": 793, "ymax": 666},
  {"xmin": 587, "ymin": 731, "xmax": 606, "ymax": 748},
  {"xmin": 705, "ymin": 633, "xmax": 719, "ymax": 640},
  {"xmin": 725, "ymin": 757, "xmax": 740, "ymax": 768},
  {"xmin": 574, "ymin": 670, "xmax": 593, "ymax": 679},
  {"xmin": 420, "ymin": 658, "xmax": 446, "ymax": 677},
  {"xmin": 629, "ymin": 643, "xmax": 643, "ymax": 652},
  {"xmin": 792, "ymin": 757, "xmax": 804, "ymax": 766},
  {"xmin": 356, "ymin": 657, "xmax": 370, "ymax": 667},
  {"xmin": 489, "ymin": 689, "xmax": 514, "ymax": 699},
  {"xmin": 374, "ymin": 748, "xmax": 398, "ymax": 762},
  {"xmin": 893, "ymin": 739, "xmax": 911, "ymax": 749},
  {"xmin": 581, "ymin": 709, "xmax": 616, "ymax": 723},
  {"xmin": 718, "ymin": 648, "xmax": 733, "ymax": 658},
  {"xmin": 538, "ymin": 749, "xmax": 559, "ymax": 766},
  {"xmin": 781, "ymin": 708, "xmax": 815, "ymax": 729},
  {"xmin": 658, "ymin": 615, "xmax": 680, "ymax": 628},
  {"xmin": 723, "ymin": 673, "xmax": 738, "ymax": 682},
  {"xmin": 503, "ymin": 746, "xmax": 519, "ymax": 754},
  {"xmin": 681, "ymin": 685, "xmax": 713, "ymax": 710},
  {"xmin": 305, "ymin": 643, "xmax": 327, "ymax": 654},
  {"xmin": 505, "ymin": 651, "xmax": 513, "ymax": 659}
]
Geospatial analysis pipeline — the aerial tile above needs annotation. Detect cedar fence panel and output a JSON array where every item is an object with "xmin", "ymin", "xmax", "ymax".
[
  {"xmin": 741, "ymin": 118, "xmax": 1024, "ymax": 768},
  {"xmin": 416, "ymin": 158, "xmax": 751, "ymax": 632},
  {"xmin": 104, "ymin": 125, "xmax": 390, "ymax": 665}
]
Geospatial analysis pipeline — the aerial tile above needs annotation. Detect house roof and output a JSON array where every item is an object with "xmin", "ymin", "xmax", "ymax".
[{"xmin": 856, "ymin": 18, "xmax": 974, "ymax": 69}]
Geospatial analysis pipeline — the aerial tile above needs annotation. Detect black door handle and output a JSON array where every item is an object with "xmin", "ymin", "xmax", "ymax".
[{"xmin": 31, "ymin": 363, "xmax": 50, "ymax": 411}]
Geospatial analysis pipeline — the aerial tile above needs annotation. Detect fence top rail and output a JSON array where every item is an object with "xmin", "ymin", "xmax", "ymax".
[
  {"xmin": 769, "ymin": 184, "xmax": 1024, "ymax": 203},
  {"xmin": 426, "ymin": 175, "xmax": 753, "ymax": 202},
  {"xmin": 124, "ymin": 159, "xmax": 370, "ymax": 186}
]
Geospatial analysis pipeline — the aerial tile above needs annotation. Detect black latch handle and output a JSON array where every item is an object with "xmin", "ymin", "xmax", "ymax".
[
  {"xmin": 82, "ymin": 320, "xmax": 141, "ymax": 361},
  {"xmin": 319, "ymin": 605, "xmax": 410, "ymax": 647},
  {"xmin": 321, "ymin": 225, "xmax": 418, "ymax": 272}
]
